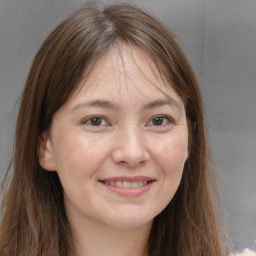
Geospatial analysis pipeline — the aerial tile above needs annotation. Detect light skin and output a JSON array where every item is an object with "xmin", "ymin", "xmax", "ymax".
[{"xmin": 39, "ymin": 45, "xmax": 189, "ymax": 256}]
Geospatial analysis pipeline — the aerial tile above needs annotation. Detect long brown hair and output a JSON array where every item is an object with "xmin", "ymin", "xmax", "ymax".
[{"xmin": 0, "ymin": 2, "xmax": 229, "ymax": 256}]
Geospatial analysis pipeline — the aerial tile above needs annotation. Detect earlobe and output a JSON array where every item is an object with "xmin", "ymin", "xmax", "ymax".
[{"xmin": 38, "ymin": 133, "xmax": 56, "ymax": 171}]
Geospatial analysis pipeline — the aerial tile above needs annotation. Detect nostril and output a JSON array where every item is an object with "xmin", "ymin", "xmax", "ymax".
[{"xmin": 111, "ymin": 140, "xmax": 150, "ymax": 167}]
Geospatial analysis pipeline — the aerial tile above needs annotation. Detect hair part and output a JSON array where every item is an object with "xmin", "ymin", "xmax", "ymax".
[{"xmin": 0, "ymin": 2, "xmax": 229, "ymax": 256}]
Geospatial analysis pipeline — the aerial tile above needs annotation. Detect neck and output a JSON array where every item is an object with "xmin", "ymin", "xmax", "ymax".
[{"xmin": 68, "ymin": 211, "xmax": 152, "ymax": 256}]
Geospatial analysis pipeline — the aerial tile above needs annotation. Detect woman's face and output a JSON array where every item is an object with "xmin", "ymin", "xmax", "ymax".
[{"xmin": 40, "ymin": 46, "xmax": 189, "ymax": 230}]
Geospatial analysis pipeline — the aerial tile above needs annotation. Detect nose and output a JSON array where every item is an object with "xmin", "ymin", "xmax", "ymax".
[{"xmin": 111, "ymin": 127, "xmax": 150, "ymax": 168}]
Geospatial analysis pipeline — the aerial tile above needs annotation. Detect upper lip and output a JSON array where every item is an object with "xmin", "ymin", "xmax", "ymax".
[{"xmin": 99, "ymin": 176, "xmax": 155, "ymax": 182}]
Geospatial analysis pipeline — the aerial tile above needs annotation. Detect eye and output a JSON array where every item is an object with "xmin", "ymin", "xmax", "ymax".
[
  {"xmin": 147, "ymin": 115, "xmax": 173, "ymax": 127},
  {"xmin": 83, "ymin": 116, "xmax": 109, "ymax": 127}
]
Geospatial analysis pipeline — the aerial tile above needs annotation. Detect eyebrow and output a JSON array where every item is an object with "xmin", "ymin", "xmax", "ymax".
[
  {"xmin": 71, "ymin": 100, "xmax": 119, "ymax": 112},
  {"xmin": 71, "ymin": 98, "xmax": 181, "ymax": 112},
  {"xmin": 142, "ymin": 98, "xmax": 181, "ymax": 110}
]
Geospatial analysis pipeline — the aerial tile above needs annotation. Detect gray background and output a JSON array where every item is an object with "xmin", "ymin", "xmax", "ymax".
[{"xmin": 0, "ymin": 0, "xmax": 255, "ymax": 252}]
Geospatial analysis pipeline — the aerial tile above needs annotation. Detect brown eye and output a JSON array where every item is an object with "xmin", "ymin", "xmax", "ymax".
[
  {"xmin": 148, "ymin": 116, "xmax": 172, "ymax": 127},
  {"xmin": 90, "ymin": 117, "xmax": 102, "ymax": 126},
  {"xmin": 152, "ymin": 117, "xmax": 164, "ymax": 126},
  {"xmin": 83, "ymin": 116, "xmax": 109, "ymax": 126}
]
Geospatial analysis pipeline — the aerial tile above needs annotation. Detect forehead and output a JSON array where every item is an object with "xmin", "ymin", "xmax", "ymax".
[{"xmin": 66, "ymin": 44, "xmax": 183, "ymax": 108}]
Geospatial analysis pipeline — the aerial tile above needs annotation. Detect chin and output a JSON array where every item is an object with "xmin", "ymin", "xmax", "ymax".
[{"xmin": 102, "ymin": 212, "xmax": 155, "ymax": 230}]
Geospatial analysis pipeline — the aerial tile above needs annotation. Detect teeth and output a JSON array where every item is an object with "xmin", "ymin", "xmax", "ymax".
[
  {"xmin": 131, "ymin": 182, "xmax": 138, "ymax": 188},
  {"xmin": 103, "ymin": 181, "xmax": 149, "ymax": 188},
  {"xmin": 123, "ymin": 181, "xmax": 130, "ymax": 189},
  {"xmin": 116, "ymin": 181, "xmax": 122, "ymax": 188}
]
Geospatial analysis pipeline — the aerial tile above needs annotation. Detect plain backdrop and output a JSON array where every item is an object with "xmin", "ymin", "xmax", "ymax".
[{"xmin": 0, "ymin": 0, "xmax": 255, "ymax": 252}]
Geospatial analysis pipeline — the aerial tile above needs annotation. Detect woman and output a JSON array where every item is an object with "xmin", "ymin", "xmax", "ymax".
[{"xmin": 0, "ymin": 2, "xmax": 229, "ymax": 256}]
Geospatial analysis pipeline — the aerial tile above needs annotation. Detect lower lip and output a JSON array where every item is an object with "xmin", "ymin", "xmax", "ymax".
[{"xmin": 100, "ymin": 182, "xmax": 154, "ymax": 197}]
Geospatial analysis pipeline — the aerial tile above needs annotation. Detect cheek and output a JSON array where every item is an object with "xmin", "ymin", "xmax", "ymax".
[
  {"xmin": 148, "ymin": 133, "xmax": 188, "ymax": 216},
  {"xmin": 52, "ymin": 134, "xmax": 110, "ymax": 177},
  {"xmin": 158, "ymin": 133, "xmax": 189, "ymax": 172},
  {"xmin": 152, "ymin": 131, "xmax": 188, "ymax": 201}
]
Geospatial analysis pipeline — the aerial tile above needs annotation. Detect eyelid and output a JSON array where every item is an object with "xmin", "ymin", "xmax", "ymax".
[
  {"xmin": 146, "ymin": 115, "xmax": 175, "ymax": 127},
  {"xmin": 81, "ymin": 115, "xmax": 110, "ymax": 127}
]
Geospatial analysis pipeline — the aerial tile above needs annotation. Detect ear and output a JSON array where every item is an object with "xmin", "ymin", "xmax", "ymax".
[{"xmin": 38, "ymin": 133, "xmax": 56, "ymax": 171}]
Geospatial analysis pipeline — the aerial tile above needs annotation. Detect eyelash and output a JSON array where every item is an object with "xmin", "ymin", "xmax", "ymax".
[
  {"xmin": 82, "ymin": 116, "xmax": 109, "ymax": 127},
  {"xmin": 147, "ymin": 115, "xmax": 174, "ymax": 127},
  {"xmin": 82, "ymin": 115, "xmax": 174, "ymax": 127}
]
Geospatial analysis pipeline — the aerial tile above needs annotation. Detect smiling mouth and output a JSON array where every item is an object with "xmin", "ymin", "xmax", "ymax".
[
  {"xmin": 100, "ymin": 180, "xmax": 152, "ymax": 189},
  {"xmin": 99, "ymin": 177, "xmax": 155, "ymax": 197}
]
